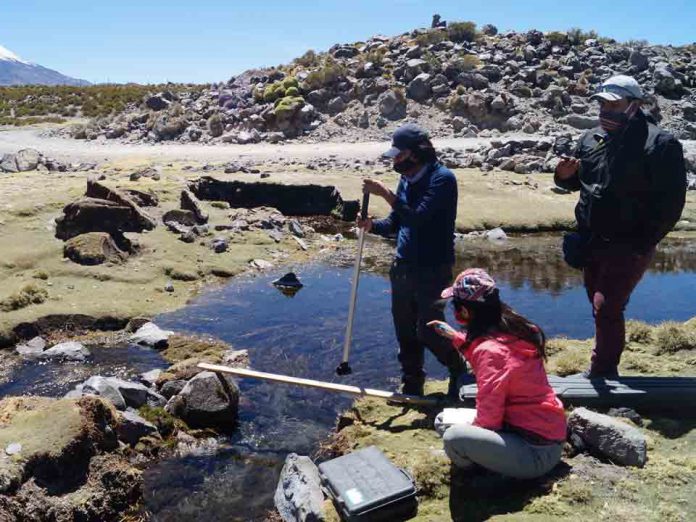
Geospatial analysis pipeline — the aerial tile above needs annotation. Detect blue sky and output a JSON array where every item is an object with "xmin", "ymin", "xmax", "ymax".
[{"xmin": 2, "ymin": 0, "xmax": 694, "ymax": 84}]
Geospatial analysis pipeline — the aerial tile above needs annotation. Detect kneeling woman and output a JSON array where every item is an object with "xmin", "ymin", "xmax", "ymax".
[{"xmin": 429, "ymin": 268, "xmax": 566, "ymax": 479}]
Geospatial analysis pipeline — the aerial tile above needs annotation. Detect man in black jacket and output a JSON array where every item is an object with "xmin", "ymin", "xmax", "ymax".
[{"xmin": 556, "ymin": 75, "xmax": 686, "ymax": 378}]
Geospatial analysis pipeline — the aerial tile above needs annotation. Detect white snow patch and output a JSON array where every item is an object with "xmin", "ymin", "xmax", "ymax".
[{"xmin": 0, "ymin": 44, "xmax": 29, "ymax": 64}]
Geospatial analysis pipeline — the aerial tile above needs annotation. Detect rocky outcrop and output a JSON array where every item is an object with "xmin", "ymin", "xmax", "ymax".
[
  {"xmin": 188, "ymin": 177, "xmax": 360, "ymax": 220},
  {"xmin": 0, "ymin": 396, "xmax": 141, "ymax": 521},
  {"xmin": 73, "ymin": 23, "xmax": 696, "ymax": 144},
  {"xmin": 55, "ymin": 180, "xmax": 156, "ymax": 255}
]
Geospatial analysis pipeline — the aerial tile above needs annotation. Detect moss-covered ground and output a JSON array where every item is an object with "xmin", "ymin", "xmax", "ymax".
[{"xmin": 323, "ymin": 317, "xmax": 696, "ymax": 521}]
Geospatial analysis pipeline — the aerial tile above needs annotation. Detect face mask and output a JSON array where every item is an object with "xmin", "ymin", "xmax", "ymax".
[
  {"xmin": 599, "ymin": 102, "xmax": 639, "ymax": 133},
  {"xmin": 393, "ymin": 156, "xmax": 420, "ymax": 175}
]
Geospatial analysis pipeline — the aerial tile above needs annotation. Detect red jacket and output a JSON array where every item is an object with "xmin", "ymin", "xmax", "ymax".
[{"xmin": 453, "ymin": 331, "xmax": 567, "ymax": 442}]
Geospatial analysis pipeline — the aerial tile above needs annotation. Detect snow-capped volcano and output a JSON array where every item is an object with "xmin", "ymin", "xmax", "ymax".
[{"xmin": 0, "ymin": 44, "xmax": 89, "ymax": 86}]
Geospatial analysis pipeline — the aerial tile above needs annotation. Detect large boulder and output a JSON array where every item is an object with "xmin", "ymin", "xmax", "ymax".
[
  {"xmin": 0, "ymin": 149, "xmax": 42, "ymax": 173},
  {"xmin": 406, "ymin": 73, "xmax": 432, "ymax": 102},
  {"xmin": 38, "ymin": 341, "xmax": 90, "ymax": 362},
  {"xmin": 378, "ymin": 90, "xmax": 407, "ymax": 120},
  {"xmin": 166, "ymin": 371, "xmax": 239, "ymax": 432},
  {"xmin": 64, "ymin": 232, "xmax": 128, "ymax": 266},
  {"xmin": 568, "ymin": 407, "xmax": 648, "ymax": 467},
  {"xmin": 274, "ymin": 453, "xmax": 326, "ymax": 522},
  {"xmin": 55, "ymin": 181, "xmax": 156, "ymax": 241}
]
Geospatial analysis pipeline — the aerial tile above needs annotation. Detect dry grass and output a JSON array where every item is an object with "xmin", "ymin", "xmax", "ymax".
[{"xmin": 654, "ymin": 322, "xmax": 696, "ymax": 354}]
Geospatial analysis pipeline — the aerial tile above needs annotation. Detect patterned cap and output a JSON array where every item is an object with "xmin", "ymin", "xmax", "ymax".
[{"xmin": 441, "ymin": 268, "xmax": 497, "ymax": 302}]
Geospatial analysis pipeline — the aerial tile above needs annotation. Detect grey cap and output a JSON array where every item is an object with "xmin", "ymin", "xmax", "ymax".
[{"xmin": 590, "ymin": 75, "xmax": 644, "ymax": 102}]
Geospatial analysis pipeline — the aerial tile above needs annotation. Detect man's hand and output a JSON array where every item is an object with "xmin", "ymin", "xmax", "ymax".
[
  {"xmin": 427, "ymin": 320, "xmax": 457, "ymax": 340},
  {"xmin": 357, "ymin": 217, "xmax": 373, "ymax": 232},
  {"xmin": 555, "ymin": 157, "xmax": 580, "ymax": 180},
  {"xmin": 363, "ymin": 179, "xmax": 395, "ymax": 205}
]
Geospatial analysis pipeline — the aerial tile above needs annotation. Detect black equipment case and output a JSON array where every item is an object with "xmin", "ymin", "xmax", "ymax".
[{"xmin": 318, "ymin": 446, "xmax": 418, "ymax": 521}]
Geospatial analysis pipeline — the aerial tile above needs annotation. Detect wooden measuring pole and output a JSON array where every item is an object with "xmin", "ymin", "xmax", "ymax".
[{"xmin": 197, "ymin": 363, "xmax": 440, "ymax": 406}]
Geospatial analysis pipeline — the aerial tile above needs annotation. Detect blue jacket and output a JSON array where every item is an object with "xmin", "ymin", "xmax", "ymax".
[{"xmin": 372, "ymin": 162, "xmax": 457, "ymax": 266}]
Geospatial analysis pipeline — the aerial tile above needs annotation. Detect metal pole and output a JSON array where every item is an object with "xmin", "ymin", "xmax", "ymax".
[{"xmin": 336, "ymin": 192, "xmax": 370, "ymax": 375}]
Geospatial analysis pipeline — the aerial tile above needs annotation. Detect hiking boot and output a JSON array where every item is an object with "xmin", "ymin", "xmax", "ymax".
[{"xmin": 400, "ymin": 380, "xmax": 425, "ymax": 397}]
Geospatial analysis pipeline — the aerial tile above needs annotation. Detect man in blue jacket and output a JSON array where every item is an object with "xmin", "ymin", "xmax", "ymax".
[{"xmin": 359, "ymin": 124, "xmax": 465, "ymax": 397}]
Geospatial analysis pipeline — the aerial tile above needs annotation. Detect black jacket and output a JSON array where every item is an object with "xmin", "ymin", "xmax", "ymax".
[{"xmin": 555, "ymin": 111, "xmax": 686, "ymax": 252}]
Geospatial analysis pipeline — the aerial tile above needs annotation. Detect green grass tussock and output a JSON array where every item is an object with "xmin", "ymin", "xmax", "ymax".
[{"xmin": 0, "ymin": 283, "xmax": 48, "ymax": 312}]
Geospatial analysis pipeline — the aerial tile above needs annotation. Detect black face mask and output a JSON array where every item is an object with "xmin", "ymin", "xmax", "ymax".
[{"xmin": 393, "ymin": 156, "xmax": 420, "ymax": 175}]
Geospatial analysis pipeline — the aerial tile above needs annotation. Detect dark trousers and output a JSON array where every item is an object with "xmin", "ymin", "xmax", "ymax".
[
  {"xmin": 390, "ymin": 261, "xmax": 464, "ymax": 384},
  {"xmin": 583, "ymin": 244, "xmax": 654, "ymax": 374}
]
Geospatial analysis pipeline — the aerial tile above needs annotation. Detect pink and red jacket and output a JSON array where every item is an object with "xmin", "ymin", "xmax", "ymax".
[{"xmin": 452, "ymin": 331, "xmax": 567, "ymax": 442}]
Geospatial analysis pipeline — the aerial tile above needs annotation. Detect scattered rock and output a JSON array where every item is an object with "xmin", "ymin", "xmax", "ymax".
[
  {"xmin": 274, "ymin": 453, "xmax": 326, "ymax": 522},
  {"xmin": 272, "ymin": 272, "xmax": 304, "ymax": 289},
  {"xmin": 82, "ymin": 376, "xmax": 127, "ymax": 410},
  {"xmin": 568, "ymin": 407, "xmax": 648, "ymax": 467},
  {"xmin": 117, "ymin": 410, "xmax": 159, "ymax": 446},
  {"xmin": 38, "ymin": 341, "xmax": 90, "ymax": 362},
  {"xmin": 166, "ymin": 371, "xmax": 239, "ymax": 432},
  {"xmin": 160, "ymin": 379, "xmax": 187, "ymax": 399},
  {"xmin": 64, "ymin": 232, "xmax": 128, "ymax": 265},
  {"xmin": 140, "ymin": 369, "xmax": 163, "ymax": 388},
  {"xmin": 15, "ymin": 336, "xmax": 46, "ymax": 358},
  {"xmin": 180, "ymin": 189, "xmax": 209, "ymax": 224},
  {"xmin": 129, "ymin": 322, "xmax": 174, "ymax": 349},
  {"xmin": 486, "ymin": 227, "xmax": 508, "ymax": 242}
]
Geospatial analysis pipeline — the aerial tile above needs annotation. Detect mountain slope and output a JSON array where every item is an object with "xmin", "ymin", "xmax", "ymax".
[{"xmin": 0, "ymin": 44, "xmax": 89, "ymax": 86}]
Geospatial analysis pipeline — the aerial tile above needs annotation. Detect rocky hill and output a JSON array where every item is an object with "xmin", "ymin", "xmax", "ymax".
[
  {"xmin": 0, "ymin": 44, "xmax": 89, "ymax": 87},
  {"xmin": 71, "ymin": 22, "xmax": 695, "ymax": 146}
]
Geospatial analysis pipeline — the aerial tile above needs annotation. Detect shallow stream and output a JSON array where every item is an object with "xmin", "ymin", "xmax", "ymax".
[{"xmin": 1, "ymin": 234, "xmax": 695, "ymax": 521}]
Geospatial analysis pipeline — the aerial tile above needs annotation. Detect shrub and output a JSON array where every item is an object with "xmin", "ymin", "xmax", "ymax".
[
  {"xmin": 547, "ymin": 31, "xmax": 569, "ymax": 46},
  {"xmin": 567, "ymin": 28, "xmax": 599, "ymax": 45},
  {"xmin": 626, "ymin": 320, "xmax": 653, "ymax": 343},
  {"xmin": 284, "ymin": 86, "xmax": 299, "ymax": 97},
  {"xmin": 302, "ymin": 58, "xmax": 346, "ymax": 91},
  {"xmin": 273, "ymin": 95, "xmax": 304, "ymax": 118},
  {"xmin": 447, "ymin": 21, "xmax": 478, "ymax": 43},
  {"xmin": 295, "ymin": 49, "xmax": 320, "ymax": 67},
  {"xmin": 654, "ymin": 322, "xmax": 696, "ymax": 354},
  {"xmin": 414, "ymin": 30, "xmax": 447, "ymax": 47},
  {"xmin": 460, "ymin": 54, "xmax": 481, "ymax": 71}
]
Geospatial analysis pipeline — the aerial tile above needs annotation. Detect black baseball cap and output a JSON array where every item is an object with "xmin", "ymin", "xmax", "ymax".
[{"xmin": 382, "ymin": 123, "xmax": 430, "ymax": 158}]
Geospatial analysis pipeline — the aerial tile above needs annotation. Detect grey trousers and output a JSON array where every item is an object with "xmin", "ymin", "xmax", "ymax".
[
  {"xmin": 443, "ymin": 424, "xmax": 563, "ymax": 479},
  {"xmin": 389, "ymin": 261, "xmax": 464, "ymax": 384}
]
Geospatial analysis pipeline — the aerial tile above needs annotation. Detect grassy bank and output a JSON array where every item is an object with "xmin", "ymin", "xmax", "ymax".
[{"xmin": 323, "ymin": 318, "xmax": 696, "ymax": 521}]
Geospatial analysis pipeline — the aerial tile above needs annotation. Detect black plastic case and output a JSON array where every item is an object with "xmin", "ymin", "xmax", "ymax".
[{"xmin": 318, "ymin": 446, "xmax": 418, "ymax": 521}]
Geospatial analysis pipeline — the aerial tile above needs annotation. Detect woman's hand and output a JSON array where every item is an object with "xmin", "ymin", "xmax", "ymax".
[{"xmin": 428, "ymin": 320, "xmax": 457, "ymax": 340}]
